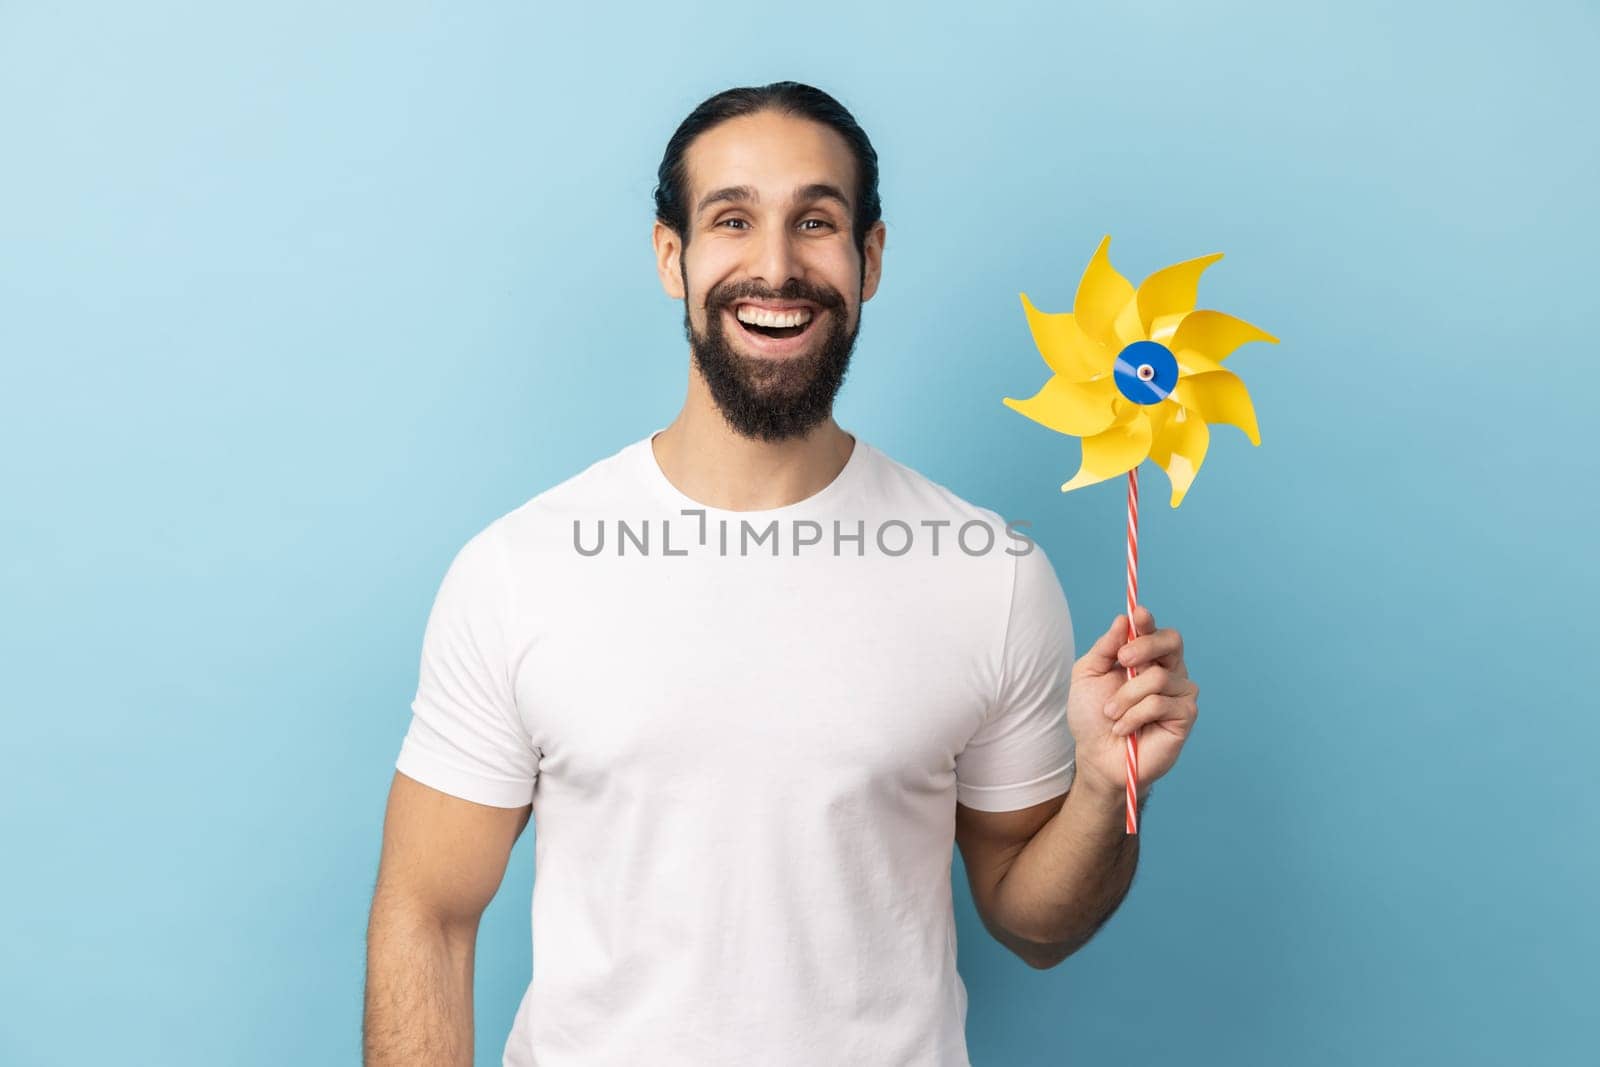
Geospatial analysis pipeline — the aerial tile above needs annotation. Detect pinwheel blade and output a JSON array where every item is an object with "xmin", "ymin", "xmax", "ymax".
[
  {"xmin": 1168, "ymin": 309, "xmax": 1279, "ymax": 363},
  {"xmin": 1019, "ymin": 293, "xmax": 1105, "ymax": 381},
  {"xmin": 1171, "ymin": 370, "xmax": 1261, "ymax": 445},
  {"xmin": 1072, "ymin": 235, "xmax": 1136, "ymax": 349},
  {"xmin": 1112, "ymin": 294, "xmax": 1146, "ymax": 348},
  {"xmin": 1060, "ymin": 407, "xmax": 1153, "ymax": 493},
  {"xmin": 1002, "ymin": 374, "xmax": 1119, "ymax": 437},
  {"xmin": 1147, "ymin": 311, "xmax": 1188, "ymax": 347},
  {"xmin": 1148, "ymin": 402, "xmax": 1211, "ymax": 508},
  {"xmin": 1135, "ymin": 253, "xmax": 1224, "ymax": 338},
  {"xmin": 1172, "ymin": 347, "xmax": 1227, "ymax": 377}
]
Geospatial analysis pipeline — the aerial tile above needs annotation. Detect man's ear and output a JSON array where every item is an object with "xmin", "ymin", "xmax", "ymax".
[
  {"xmin": 653, "ymin": 220, "xmax": 685, "ymax": 299},
  {"xmin": 860, "ymin": 220, "xmax": 887, "ymax": 303}
]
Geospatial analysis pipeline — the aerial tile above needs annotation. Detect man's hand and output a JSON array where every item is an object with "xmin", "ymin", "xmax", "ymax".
[{"xmin": 1065, "ymin": 605, "xmax": 1200, "ymax": 799}]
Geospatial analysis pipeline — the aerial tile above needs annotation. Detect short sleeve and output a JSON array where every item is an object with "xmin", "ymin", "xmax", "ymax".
[
  {"xmin": 395, "ymin": 522, "xmax": 539, "ymax": 808},
  {"xmin": 955, "ymin": 540, "xmax": 1076, "ymax": 811}
]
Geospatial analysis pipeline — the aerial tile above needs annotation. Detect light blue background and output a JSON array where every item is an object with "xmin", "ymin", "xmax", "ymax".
[{"xmin": 2, "ymin": 1, "xmax": 1594, "ymax": 1064}]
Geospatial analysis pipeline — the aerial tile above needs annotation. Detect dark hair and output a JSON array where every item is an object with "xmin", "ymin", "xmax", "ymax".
[{"xmin": 653, "ymin": 81, "xmax": 882, "ymax": 261}]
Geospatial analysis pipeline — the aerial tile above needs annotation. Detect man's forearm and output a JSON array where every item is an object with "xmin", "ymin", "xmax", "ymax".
[
  {"xmin": 364, "ymin": 898, "xmax": 478, "ymax": 1066},
  {"xmin": 991, "ymin": 776, "xmax": 1149, "ymax": 968}
]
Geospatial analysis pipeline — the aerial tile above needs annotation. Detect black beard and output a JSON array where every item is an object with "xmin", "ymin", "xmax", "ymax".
[{"xmin": 683, "ymin": 274, "xmax": 861, "ymax": 443}]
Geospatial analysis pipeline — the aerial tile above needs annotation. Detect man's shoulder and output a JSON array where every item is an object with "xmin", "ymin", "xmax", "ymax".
[
  {"xmin": 513, "ymin": 435, "xmax": 644, "ymax": 515},
  {"xmin": 463, "ymin": 433, "xmax": 650, "ymax": 557},
  {"xmin": 859, "ymin": 439, "xmax": 1015, "ymax": 533}
]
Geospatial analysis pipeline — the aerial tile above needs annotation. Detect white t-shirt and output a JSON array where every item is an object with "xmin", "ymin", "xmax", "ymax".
[{"xmin": 395, "ymin": 427, "xmax": 1077, "ymax": 1067}]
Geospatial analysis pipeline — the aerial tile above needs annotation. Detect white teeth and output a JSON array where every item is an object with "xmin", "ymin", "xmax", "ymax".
[{"xmin": 735, "ymin": 305, "xmax": 813, "ymax": 328}]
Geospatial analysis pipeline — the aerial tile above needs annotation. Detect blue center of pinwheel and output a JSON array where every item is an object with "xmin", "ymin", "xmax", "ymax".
[{"xmin": 1113, "ymin": 340, "xmax": 1179, "ymax": 405}]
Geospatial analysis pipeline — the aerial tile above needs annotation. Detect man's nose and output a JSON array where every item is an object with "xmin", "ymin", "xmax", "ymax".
[{"xmin": 749, "ymin": 223, "xmax": 802, "ymax": 291}]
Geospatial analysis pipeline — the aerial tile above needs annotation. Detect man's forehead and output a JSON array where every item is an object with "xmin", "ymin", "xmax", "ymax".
[
  {"xmin": 694, "ymin": 182, "xmax": 852, "ymax": 215},
  {"xmin": 682, "ymin": 113, "xmax": 858, "ymax": 217}
]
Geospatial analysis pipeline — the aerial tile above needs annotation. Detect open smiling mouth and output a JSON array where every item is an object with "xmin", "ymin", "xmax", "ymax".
[{"xmin": 729, "ymin": 304, "xmax": 819, "ymax": 343}]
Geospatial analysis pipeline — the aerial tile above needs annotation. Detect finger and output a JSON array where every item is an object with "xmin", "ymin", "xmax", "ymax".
[
  {"xmin": 1118, "ymin": 626, "xmax": 1186, "ymax": 673},
  {"xmin": 1111, "ymin": 691, "xmax": 1196, "ymax": 738},
  {"xmin": 1102, "ymin": 665, "xmax": 1171, "ymax": 722},
  {"xmin": 1131, "ymin": 604, "xmax": 1158, "ymax": 637},
  {"xmin": 1079, "ymin": 613, "xmax": 1130, "ymax": 675}
]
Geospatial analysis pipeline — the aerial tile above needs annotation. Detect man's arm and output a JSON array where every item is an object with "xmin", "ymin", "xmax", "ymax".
[
  {"xmin": 955, "ymin": 776, "xmax": 1148, "ymax": 970},
  {"xmin": 364, "ymin": 770, "xmax": 532, "ymax": 1066}
]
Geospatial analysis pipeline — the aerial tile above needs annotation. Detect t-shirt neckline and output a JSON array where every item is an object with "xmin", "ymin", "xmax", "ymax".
[{"xmin": 636, "ymin": 426, "xmax": 868, "ymax": 520}]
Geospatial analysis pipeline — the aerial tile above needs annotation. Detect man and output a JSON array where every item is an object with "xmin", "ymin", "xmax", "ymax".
[{"xmin": 364, "ymin": 81, "xmax": 1200, "ymax": 1066}]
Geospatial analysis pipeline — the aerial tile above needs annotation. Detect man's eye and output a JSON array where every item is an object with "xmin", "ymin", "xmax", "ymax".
[
  {"xmin": 718, "ymin": 217, "xmax": 748, "ymax": 230},
  {"xmin": 800, "ymin": 219, "xmax": 834, "ymax": 231}
]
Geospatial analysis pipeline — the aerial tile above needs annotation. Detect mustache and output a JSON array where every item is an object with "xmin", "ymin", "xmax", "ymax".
[{"xmin": 705, "ymin": 277, "xmax": 847, "ymax": 313}]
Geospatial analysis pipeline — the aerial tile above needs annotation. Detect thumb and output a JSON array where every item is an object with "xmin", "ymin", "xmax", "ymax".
[{"xmin": 1078, "ymin": 613, "xmax": 1130, "ymax": 676}]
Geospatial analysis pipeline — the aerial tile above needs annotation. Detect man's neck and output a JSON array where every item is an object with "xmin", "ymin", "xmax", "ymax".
[{"xmin": 650, "ymin": 402, "xmax": 855, "ymax": 513}]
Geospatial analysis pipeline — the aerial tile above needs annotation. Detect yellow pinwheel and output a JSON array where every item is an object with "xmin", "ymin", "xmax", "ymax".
[{"xmin": 1003, "ymin": 235, "xmax": 1278, "ymax": 506}]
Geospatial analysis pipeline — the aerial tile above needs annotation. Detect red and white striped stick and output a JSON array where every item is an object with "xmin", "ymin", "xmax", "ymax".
[{"xmin": 1123, "ymin": 468, "xmax": 1141, "ymax": 834}]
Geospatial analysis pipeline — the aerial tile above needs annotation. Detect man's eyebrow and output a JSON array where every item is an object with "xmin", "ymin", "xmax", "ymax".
[
  {"xmin": 694, "ymin": 183, "xmax": 853, "ymax": 215},
  {"xmin": 696, "ymin": 185, "xmax": 757, "ymax": 214},
  {"xmin": 795, "ymin": 183, "xmax": 852, "ymax": 212}
]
